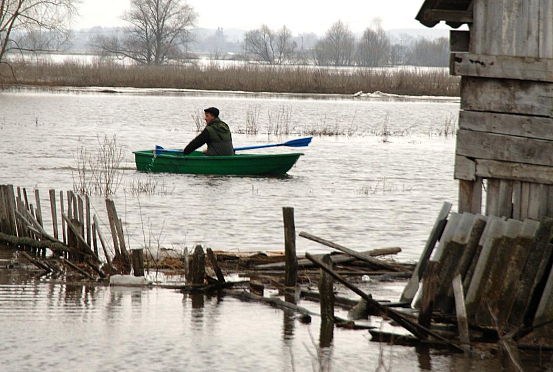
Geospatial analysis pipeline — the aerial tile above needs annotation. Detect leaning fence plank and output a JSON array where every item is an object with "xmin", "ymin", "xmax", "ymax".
[
  {"xmin": 34, "ymin": 189, "xmax": 43, "ymax": 227},
  {"xmin": 60, "ymin": 191, "xmax": 66, "ymax": 244},
  {"xmin": 86, "ymin": 195, "xmax": 91, "ymax": 248},
  {"xmin": 49, "ymin": 190, "xmax": 59, "ymax": 240},
  {"xmin": 400, "ymin": 202, "xmax": 452, "ymax": 304},
  {"xmin": 93, "ymin": 215, "xmax": 114, "ymax": 269},
  {"xmin": 452, "ymin": 274, "xmax": 470, "ymax": 344}
]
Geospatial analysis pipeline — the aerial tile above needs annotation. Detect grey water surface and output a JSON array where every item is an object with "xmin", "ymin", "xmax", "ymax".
[{"xmin": 0, "ymin": 88, "xmax": 519, "ymax": 371}]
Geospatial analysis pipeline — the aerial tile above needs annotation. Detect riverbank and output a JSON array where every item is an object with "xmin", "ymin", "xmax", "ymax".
[{"xmin": 0, "ymin": 60, "xmax": 460, "ymax": 97}]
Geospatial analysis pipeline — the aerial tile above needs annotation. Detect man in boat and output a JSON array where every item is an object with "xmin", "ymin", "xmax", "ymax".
[{"xmin": 183, "ymin": 107, "xmax": 234, "ymax": 156}]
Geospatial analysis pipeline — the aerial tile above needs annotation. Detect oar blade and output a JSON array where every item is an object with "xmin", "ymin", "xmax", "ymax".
[{"xmin": 282, "ymin": 137, "xmax": 312, "ymax": 147}]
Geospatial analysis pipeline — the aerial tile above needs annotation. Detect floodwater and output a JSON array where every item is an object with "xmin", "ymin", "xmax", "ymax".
[{"xmin": 0, "ymin": 87, "xmax": 525, "ymax": 371}]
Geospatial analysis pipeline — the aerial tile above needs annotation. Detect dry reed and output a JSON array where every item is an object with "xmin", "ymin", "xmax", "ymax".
[{"xmin": 0, "ymin": 60, "xmax": 460, "ymax": 96}]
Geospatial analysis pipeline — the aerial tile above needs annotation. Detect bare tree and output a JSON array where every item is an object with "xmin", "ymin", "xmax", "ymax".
[
  {"xmin": 0, "ymin": 0, "xmax": 78, "ymax": 65},
  {"xmin": 356, "ymin": 28, "xmax": 390, "ymax": 67},
  {"xmin": 90, "ymin": 0, "xmax": 197, "ymax": 65},
  {"xmin": 314, "ymin": 20, "xmax": 355, "ymax": 66},
  {"xmin": 243, "ymin": 24, "xmax": 296, "ymax": 64}
]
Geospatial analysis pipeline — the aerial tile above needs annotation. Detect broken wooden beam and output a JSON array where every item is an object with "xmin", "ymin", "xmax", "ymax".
[
  {"xmin": 305, "ymin": 252, "xmax": 465, "ymax": 352},
  {"xmin": 300, "ymin": 232, "xmax": 404, "ymax": 272}
]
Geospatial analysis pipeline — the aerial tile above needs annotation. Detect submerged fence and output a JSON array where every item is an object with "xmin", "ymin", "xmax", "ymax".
[{"xmin": 0, "ymin": 184, "xmax": 134, "ymax": 277}]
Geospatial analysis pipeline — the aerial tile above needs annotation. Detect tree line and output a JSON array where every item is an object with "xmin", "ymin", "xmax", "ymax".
[
  {"xmin": 1, "ymin": 0, "xmax": 449, "ymax": 69},
  {"xmin": 243, "ymin": 21, "xmax": 449, "ymax": 67}
]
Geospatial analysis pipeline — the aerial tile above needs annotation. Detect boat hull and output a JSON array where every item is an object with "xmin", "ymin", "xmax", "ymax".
[{"xmin": 133, "ymin": 150, "xmax": 303, "ymax": 176}]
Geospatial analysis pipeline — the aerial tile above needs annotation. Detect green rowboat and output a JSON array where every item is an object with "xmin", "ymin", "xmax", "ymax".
[{"xmin": 133, "ymin": 150, "xmax": 303, "ymax": 175}]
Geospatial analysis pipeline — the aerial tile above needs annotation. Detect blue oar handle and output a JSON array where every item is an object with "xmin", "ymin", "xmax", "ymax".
[{"xmin": 234, "ymin": 143, "xmax": 280, "ymax": 151}]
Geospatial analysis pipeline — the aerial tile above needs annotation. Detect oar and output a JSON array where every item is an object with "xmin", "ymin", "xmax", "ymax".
[
  {"xmin": 154, "ymin": 145, "xmax": 181, "ymax": 155},
  {"xmin": 234, "ymin": 137, "xmax": 312, "ymax": 151},
  {"xmin": 155, "ymin": 137, "xmax": 313, "ymax": 155}
]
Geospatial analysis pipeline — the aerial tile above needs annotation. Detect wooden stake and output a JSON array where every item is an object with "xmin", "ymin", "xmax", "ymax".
[
  {"xmin": 188, "ymin": 245, "xmax": 205, "ymax": 285},
  {"xmin": 283, "ymin": 207, "xmax": 297, "ymax": 287},
  {"xmin": 207, "ymin": 248, "xmax": 225, "ymax": 283},
  {"xmin": 93, "ymin": 215, "xmax": 114, "ymax": 269},
  {"xmin": 131, "ymin": 249, "xmax": 145, "ymax": 277},
  {"xmin": 319, "ymin": 254, "xmax": 335, "ymax": 323}
]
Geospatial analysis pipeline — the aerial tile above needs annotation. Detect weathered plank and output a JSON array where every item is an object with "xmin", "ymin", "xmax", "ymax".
[
  {"xmin": 465, "ymin": 216, "xmax": 505, "ymax": 317},
  {"xmin": 283, "ymin": 207, "xmax": 297, "ymax": 287},
  {"xmin": 418, "ymin": 261, "xmax": 440, "ymax": 328},
  {"xmin": 539, "ymin": 0, "xmax": 553, "ymax": 58},
  {"xmin": 441, "ymin": 214, "xmax": 487, "ymax": 314},
  {"xmin": 459, "ymin": 111, "xmax": 553, "ymax": 141},
  {"xmin": 452, "ymin": 274, "xmax": 470, "ymax": 344},
  {"xmin": 434, "ymin": 213, "xmax": 477, "ymax": 313},
  {"xmin": 485, "ymin": 179, "xmax": 501, "ymax": 217},
  {"xmin": 507, "ymin": 217, "xmax": 553, "ymax": 327},
  {"xmin": 470, "ymin": 0, "xmax": 486, "ymax": 54},
  {"xmin": 318, "ymin": 254, "xmax": 334, "ymax": 324},
  {"xmin": 473, "ymin": 159, "xmax": 553, "ymax": 186},
  {"xmin": 452, "ymin": 53, "xmax": 553, "ymax": 81},
  {"xmin": 457, "ymin": 129, "xmax": 553, "ymax": 168},
  {"xmin": 458, "ymin": 178, "xmax": 482, "ymax": 214},
  {"xmin": 400, "ymin": 202, "xmax": 452, "ymax": 304},
  {"xmin": 475, "ymin": 219, "xmax": 523, "ymax": 326},
  {"xmin": 494, "ymin": 219, "xmax": 540, "ymax": 327},
  {"xmin": 497, "ymin": 179, "xmax": 514, "ymax": 218},
  {"xmin": 454, "ymin": 155, "xmax": 475, "ymax": 181}
]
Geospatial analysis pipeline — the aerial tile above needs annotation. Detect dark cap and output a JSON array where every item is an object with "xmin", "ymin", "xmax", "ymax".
[{"xmin": 204, "ymin": 107, "xmax": 219, "ymax": 117}]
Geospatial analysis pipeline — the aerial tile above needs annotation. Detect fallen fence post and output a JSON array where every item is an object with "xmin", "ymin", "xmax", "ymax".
[
  {"xmin": 283, "ymin": 207, "xmax": 297, "ymax": 287},
  {"xmin": 299, "ymin": 231, "xmax": 403, "ymax": 272}
]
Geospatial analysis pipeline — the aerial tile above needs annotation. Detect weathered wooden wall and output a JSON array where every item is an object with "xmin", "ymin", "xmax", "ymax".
[{"xmin": 450, "ymin": 0, "xmax": 553, "ymax": 219}]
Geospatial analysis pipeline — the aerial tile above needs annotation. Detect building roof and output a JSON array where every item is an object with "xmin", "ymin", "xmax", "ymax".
[{"xmin": 416, "ymin": 0, "xmax": 473, "ymax": 28}]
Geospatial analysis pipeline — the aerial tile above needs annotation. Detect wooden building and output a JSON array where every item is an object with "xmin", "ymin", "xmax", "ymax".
[{"xmin": 417, "ymin": 0, "xmax": 553, "ymax": 219}]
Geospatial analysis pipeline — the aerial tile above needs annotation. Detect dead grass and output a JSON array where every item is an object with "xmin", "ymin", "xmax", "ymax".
[{"xmin": 0, "ymin": 60, "xmax": 460, "ymax": 96}]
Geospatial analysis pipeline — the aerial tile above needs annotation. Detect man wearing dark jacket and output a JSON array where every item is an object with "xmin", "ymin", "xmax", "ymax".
[{"xmin": 183, "ymin": 107, "xmax": 234, "ymax": 156}]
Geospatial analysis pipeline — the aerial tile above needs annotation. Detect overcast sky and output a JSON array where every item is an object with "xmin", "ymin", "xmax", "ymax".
[{"xmin": 76, "ymin": 0, "xmax": 441, "ymax": 34}]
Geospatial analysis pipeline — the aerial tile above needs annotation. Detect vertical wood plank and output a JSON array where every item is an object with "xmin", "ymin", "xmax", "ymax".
[
  {"xmin": 60, "ymin": 191, "xmax": 66, "ymax": 245},
  {"xmin": 487, "ymin": 0, "xmax": 504, "ymax": 55},
  {"xmin": 34, "ymin": 189, "xmax": 43, "ymax": 227},
  {"xmin": 86, "ymin": 195, "xmax": 91, "ymax": 248},
  {"xmin": 77, "ymin": 195, "xmax": 84, "ymax": 236},
  {"xmin": 131, "ymin": 249, "xmax": 145, "ymax": 277},
  {"xmin": 527, "ymin": 183, "xmax": 547, "ymax": 219},
  {"xmin": 497, "ymin": 179, "xmax": 514, "ymax": 218},
  {"xmin": 539, "ymin": 0, "xmax": 553, "ymax": 58},
  {"xmin": 471, "ymin": 0, "xmax": 486, "ymax": 54},
  {"xmin": 283, "ymin": 207, "xmax": 297, "ymax": 287},
  {"xmin": 318, "ymin": 254, "xmax": 335, "ymax": 324},
  {"xmin": 458, "ymin": 178, "xmax": 483, "ymax": 214},
  {"xmin": 485, "ymin": 179, "xmax": 501, "ymax": 216},
  {"xmin": 512, "ymin": 182, "xmax": 522, "ymax": 220},
  {"xmin": 49, "ymin": 190, "xmax": 59, "ymax": 240}
]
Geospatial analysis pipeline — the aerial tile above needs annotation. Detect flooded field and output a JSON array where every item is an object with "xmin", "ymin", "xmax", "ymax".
[{"xmin": 0, "ymin": 87, "xmax": 525, "ymax": 371}]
